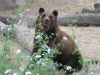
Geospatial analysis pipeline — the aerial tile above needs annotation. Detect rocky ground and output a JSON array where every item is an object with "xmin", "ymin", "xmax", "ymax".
[{"xmin": 0, "ymin": 0, "xmax": 100, "ymax": 75}]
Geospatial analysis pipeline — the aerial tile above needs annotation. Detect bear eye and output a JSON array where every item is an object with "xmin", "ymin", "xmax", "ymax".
[
  {"xmin": 42, "ymin": 14, "xmax": 46, "ymax": 18},
  {"xmin": 49, "ymin": 16, "xmax": 52, "ymax": 19},
  {"xmin": 50, "ymin": 16, "xmax": 52, "ymax": 18}
]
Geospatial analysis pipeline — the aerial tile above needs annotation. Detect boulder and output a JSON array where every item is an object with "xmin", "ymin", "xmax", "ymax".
[
  {"xmin": 14, "ymin": 24, "xmax": 34, "ymax": 53},
  {"xmin": 0, "ymin": 21, "xmax": 11, "ymax": 34},
  {"xmin": 22, "ymin": 15, "xmax": 37, "ymax": 28},
  {"xmin": 0, "ymin": 21, "xmax": 34, "ymax": 53},
  {"xmin": 0, "ymin": 21, "xmax": 6, "ymax": 27},
  {"xmin": 94, "ymin": 3, "xmax": 100, "ymax": 10},
  {"xmin": 0, "ymin": 14, "xmax": 16, "ymax": 25},
  {"xmin": 82, "ymin": 3, "xmax": 100, "ymax": 14}
]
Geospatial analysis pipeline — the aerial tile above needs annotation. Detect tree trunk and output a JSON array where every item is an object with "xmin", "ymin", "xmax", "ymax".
[
  {"xmin": 22, "ymin": 14, "xmax": 100, "ymax": 26},
  {"xmin": 57, "ymin": 13, "xmax": 100, "ymax": 26}
]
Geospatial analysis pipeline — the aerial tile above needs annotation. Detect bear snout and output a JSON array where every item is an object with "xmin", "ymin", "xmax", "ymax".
[
  {"xmin": 45, "ymin": 19, "xmax": 49, "ymax": 24},
  {"xmin": 44, "ymin": 19, "xmax": 50, "ymax": 26}
]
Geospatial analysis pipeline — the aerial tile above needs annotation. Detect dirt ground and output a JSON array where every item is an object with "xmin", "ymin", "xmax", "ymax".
[
  {"xmin": 23, "ymin": 0, "xmax": 100, "ymax": 15},
  {"xmin": 0, "ymin": 0, "xmax": 100, "ymax": 74},
  {"xmin": 25, "ymin": 0, "xmax": 100, "ymax": 63}
]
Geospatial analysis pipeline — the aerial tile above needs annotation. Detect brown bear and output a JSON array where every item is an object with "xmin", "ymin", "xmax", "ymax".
[{"xmin": 31, "ymin": 8, "xmax": 83, "ymax": 75}]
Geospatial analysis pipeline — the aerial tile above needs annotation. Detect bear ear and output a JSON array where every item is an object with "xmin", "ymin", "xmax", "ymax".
[
  {"xmin": 39, "ymin": 8, "xmax": 45, "ymax": 14},
  {"xmin": 52, "ymin": 10, "xmax": 58, "ymax": 17}
]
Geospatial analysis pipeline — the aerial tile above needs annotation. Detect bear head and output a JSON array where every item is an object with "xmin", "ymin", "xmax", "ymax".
[{"xmin": 35, "ymin": 8, "xmax": 58, "ymax": 33}]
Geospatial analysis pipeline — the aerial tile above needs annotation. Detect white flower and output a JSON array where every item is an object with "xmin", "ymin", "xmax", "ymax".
[
  {"xmin": 26, "ymin": 55, "xmax": 32, "ymax": 61},
  {"xmin": 26, "ymin": 9, "xmax": 29, "ymax": 11},
  {"xmin": 42, "ymin": 44, "xmax": 51, "ymax": 54},
  {"xmin": 13, "ymin": 24, "xmax": 17, "ymax": 26},
  {"xmin": 62, "ymin": 37, "xmax": 68, "ymax": 41},
  {"xmin": 90, "ymin": 72, "xmax": 95, "ymax": 75},
  {"xmin": 19, "ymin": 14, "xmax": 23, "ymax": 18},
  {"xmin": 26, "ymin": 55, "xmax": 30, "ymax": 59},
  {"xmin": 35, "ymin": 55, "xmax": 41, "ymax": 58},
  {"xmin": 42, "ymin": 62, "xmax": 46, "ymax": 67},
  {"xmin": 0, "ymin": 26, "xmax": 5, "ymax": 31},
  {"xmin": 47, "ymin": 48, "xmax": 51, "ymax": 54},
  {"xmin": 7, "ymin": 27, "xmax": 12, "ymax": 31},
  {"xmin": 25, "ymin": 71, "xmax": 32, "ymax": 75},
  {"xmin": 35, "ymin": 35, "xmax": 42, "ymax": 40},
  {"xmin": 29, "ymin": 64, "xmax": 34, "ymax": 68},
  {"xmin": 5, "ymin": 69, "xmax": 11, "ymax": 74},
  {"xmin": 16, "ymin": 49, "xmax": 21, "ymax": 54},
  {"xmin": 75, "ymin": 39, "xmax": 78, "ymax": 43},
  {"xmin": 7, "ymin": 18, "xmax": 10, "ymax": 22},
  {"xmin": 13, "ymin": 73, "xmax": 18, "ymax": 75},
  {"xmin": 42, "ymin": 44, "xmax": 49, "ymax": 50},
  {"xmin": 36, "ymin": 61, "xmax": 41, "ymax": 65},
  {"xmin": 66, "ymin": 66, "xmax": 72, "ymax": 72},
  {"xmin": 36, "ymin": 58, "xmax": 44, "ymax": 64},
  {"xmin": 19, "ymin": 65, "xmax": 25, "ymax": 71},
  {"xmin": 42, "ymin": 53, "xmax": 45, "ymax": 56},
  {"xmin": 36, "ymin": 73, "xmax": 39, "ymax": 75},
  {"xmin": 42, "ymin": 44, "xmax": 48, "ymax": 48},
  {"xmin": 41, "ymin": 51, "xmax": 47, "ymax": 56}
]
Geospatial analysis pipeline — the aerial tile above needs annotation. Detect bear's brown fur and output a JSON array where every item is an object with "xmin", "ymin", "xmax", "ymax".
[{"xmin": 31, "ymin": 8, "xmax": 83, "ymax": 75}]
